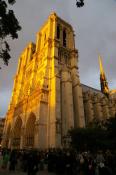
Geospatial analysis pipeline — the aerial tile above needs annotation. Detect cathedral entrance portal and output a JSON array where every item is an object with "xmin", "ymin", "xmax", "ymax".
[
  {"xmin": 5, "ymin": 124, "xmax": 11, "ymax": 148},
  {"xmin": 12, "ymin": 117, "xmax": 22, "ymax": 149},
  {"xmin": 25, "ymin": 113, "xmax": 36, "ymax": 148}
]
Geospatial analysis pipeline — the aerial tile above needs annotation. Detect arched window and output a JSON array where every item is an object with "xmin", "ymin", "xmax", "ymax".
[
  {"xmin": 63, "ymin": 29, "xmax": 66, "ymax": 47},
  {"xmin": 44, "ymin": 34, "xmax": 46, "ymax": 46},
  {"xmin": 57, "ymin": 25, "xmax": 60, "ymax": 39}
]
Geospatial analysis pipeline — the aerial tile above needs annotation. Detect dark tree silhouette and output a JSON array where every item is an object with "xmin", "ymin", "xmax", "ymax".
[
  {"xmin": 76, "ymin": 0, "xmax": 84, "ymax": 8},
  {"xmin": 69, "ymin": 115, "xmax": 116, "ymax": 150},
  {"xmin": 69, "ymin": 127, "xmax": 108, "ymax": 151},
  {"xmin": 104, "ymin": 115, "xmax": 116, "ymax": 138},
  {"xmin": 0, "ymin": 0, "xmax": 21, "ymax": 67}
]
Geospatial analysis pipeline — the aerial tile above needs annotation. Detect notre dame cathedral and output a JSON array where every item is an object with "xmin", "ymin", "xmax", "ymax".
[{"xmin": 2, "ymin": 12, "xmax": 116, "ymax": 149}]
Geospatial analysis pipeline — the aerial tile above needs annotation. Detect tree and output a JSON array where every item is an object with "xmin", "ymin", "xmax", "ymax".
[
  {"xmin": 69, "ymin": 127, "xmax": 108, "ymax": 151},
  {"xmin": 104, "ymin": 115, "xmax": 116, "ymax": 136},
  {"xmin": 0, "ymin": 0, "xmax": 21, "ymax": 67},
  {"xmin": 76, "ymin": 0, "xmax": 84, "ymax": 8},
  {"xmin": 87, "ymin": 118, "xmax": 104, "ymax": 129},
  {"xmin": 103, "ymin": 115, "xmax": 116, "ymax": 148},
  {"xmin": 69, "ymin": 115, "xmax": 116, "ymax": 151}
]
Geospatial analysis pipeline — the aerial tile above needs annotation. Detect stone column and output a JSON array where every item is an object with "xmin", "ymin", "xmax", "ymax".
[
  {"xmin": 83, "ymin": 92, "xmax": 94, "ymax": 125},
  {"xmin": 54, "ymin": 74, "xmax": 62, "ymax": 148},
  {"xmin": 34, "ymin": 121, "xmax": 39, "ymax": 148},
  {"xmin": 109, "ymin": 100, "xmax": 116, "ymax": 117},
  {"xmin": 70, "ymin": 50, "xmax": 85, "ymax": 128},
  {"xmin": 93, "ymin": 95, "xmax": 103, "ymax": 120},
  {"xmin": 38, "ymin": 100, "xmax": 48, "ymax": 149},
  {"xmin": 8, "ymin": 135, "xmax": 12, "ymax": 149},
  {"xmin": 20, "ymin": 126, "xmax": 25, "ymax": 149},
  {"xmin": 36, "ymin": 32, "xmax": 42, "ymax": 52},
  {"xmin": 1, "ymin": 134, "xmax": 7, "ymax": 148},
  {"xmin": 101, "ymin": 97, "xmax": 110, "ymax": 119},
  {"xmin": 61, "ymin": 68, "xmax": 74, "ymax": 136}
]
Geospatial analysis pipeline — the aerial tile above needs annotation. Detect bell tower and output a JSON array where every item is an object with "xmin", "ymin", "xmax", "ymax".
[{"xmin": 45, "ymin": 12, "xmax": 85, "ymax": 147}]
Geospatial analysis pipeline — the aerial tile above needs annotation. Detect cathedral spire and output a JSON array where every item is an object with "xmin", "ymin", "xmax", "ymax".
[{"xmin": 99, "ymin": 55, "xmax": 109, "ymax": 97}]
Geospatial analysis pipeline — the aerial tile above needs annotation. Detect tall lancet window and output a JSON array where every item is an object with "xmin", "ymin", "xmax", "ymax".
[
  {"xmin": 63, "ymin": 29, "xmax": 66, "ymax": 47},
  {"xmin": 44, "ymin": 34, "xmax": 46, "ymax": 46},
  {"xmin": 57, "ymin": 25, "xmax": 60, "ymax": 39}
]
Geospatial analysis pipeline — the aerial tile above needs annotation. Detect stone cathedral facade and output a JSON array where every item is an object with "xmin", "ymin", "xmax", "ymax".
[{"xmin": 2, "ymin": 13, "xmax": 116, "ymax": 149}]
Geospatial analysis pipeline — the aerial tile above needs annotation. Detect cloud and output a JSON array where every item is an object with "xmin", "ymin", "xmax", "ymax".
[{"xmin": 0, "ymin": 89, "xmax": 11, "ymax": 117}]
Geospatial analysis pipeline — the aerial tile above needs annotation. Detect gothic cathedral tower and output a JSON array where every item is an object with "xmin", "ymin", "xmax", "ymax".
[{"xmin": 2, "ymin": 12, "xmax": 85, "ymax": 149}]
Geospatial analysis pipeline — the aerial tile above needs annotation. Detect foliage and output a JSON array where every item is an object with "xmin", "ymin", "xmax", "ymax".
[
  {"xmin": 69, "ymin": 115, "xmax": 116, "ymax": 151},
  {"xmin": 0, "ymin": 0, "xmax": 21, "ymax": 67},
  {"xmin": 87, "ymin": 118, "xmax": 104, "ymax": 129},
  {"xmin": 69, "ymin": 127, "xmax": 108, "ymax": 151},
  {"xmin": 104, "ymin": 115, "xmax": 116, "ymax": 136},
  {"xmin": 104, "ymin": 115, "xmax": 116, "ymax": 148},
  {"xmin": 76, "ymin": 0, "xmax": 84, "ymax": 8}
]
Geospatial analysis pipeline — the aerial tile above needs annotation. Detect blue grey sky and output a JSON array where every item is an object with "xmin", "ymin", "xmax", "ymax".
[{"xmin": 0, "ymin": 0, "xmax": 116, "ymax": 117}]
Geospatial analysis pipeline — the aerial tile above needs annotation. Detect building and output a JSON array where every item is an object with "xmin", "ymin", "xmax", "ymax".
[
  {"xmin": 2, "ymin": 12, "xmax": 116, "ymax": 149},
  {"xmin": 0, "ymin": 118, "xmax": 5, "ymax": 146},
  {"xmin": 82, "ymin": 84, "xmax": 116, "ymax": 125}
]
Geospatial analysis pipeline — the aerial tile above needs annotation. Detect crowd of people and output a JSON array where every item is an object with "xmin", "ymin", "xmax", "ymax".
[{"xmin": 0, "ymin": 148, "xmax": 116, "ymax": 175}]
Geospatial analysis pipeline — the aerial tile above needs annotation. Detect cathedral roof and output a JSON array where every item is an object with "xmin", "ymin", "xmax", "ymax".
[
  {"xmin": 81, "ymin": 84, "xmax": 116, "ymax": 100},
  {"xmin": 81, "ymin": 84, "xmax": 102, "ymax": 94}
]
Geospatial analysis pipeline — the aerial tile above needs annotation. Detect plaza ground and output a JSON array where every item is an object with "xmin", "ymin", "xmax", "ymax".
[{"xmin": 0, "ymin": 169, "xmax": 55, "ymax": 175}]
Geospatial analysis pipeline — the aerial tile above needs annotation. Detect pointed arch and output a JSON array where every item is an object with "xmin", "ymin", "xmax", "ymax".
[
  {"xmin": 12, "ymin": 116, "xmax": 22, "ymax": 148},
  {"xmin": 25, "ymin": 112, "xmax": 36, "ymax": 148},
  {"xmin": 5, "ymin": 123, "xmax": 11, "ymax": 147}
]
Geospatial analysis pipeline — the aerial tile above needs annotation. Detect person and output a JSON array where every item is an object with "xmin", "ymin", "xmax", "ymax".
[
  {"xmin": 1, "ymin": 150, "xmax": 10, "ymax": 169},
  {"xmin": 55, "ymin": 150, "xmax": 65, "ymax": 175},
  {"xmin": 27, "ymin": 151, "xmax": 39, "ymax": 175},
  {"xmin": 9, "ymin": 150, "xmax": 17, "ymax": 171},
  {"xmin": 95, "ymin": 151, "xmax": 105, "ymax": 175},
  {"xmin": 65, "ymin": 151, "xmax": 73, "ymax": 175}
]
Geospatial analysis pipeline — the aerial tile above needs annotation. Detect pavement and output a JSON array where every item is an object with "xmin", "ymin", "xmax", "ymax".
[{"xmin": 0, "ymin": 169, "xmax": 55, "ymax": 175}]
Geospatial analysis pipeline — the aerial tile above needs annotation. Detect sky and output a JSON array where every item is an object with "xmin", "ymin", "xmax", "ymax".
[{"xmin": 0, "ymin": 0, "xmax": 116, "ymax": 117}]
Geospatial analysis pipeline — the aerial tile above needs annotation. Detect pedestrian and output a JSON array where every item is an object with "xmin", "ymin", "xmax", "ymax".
[
  {"xmin": 1, "ymin": 150, "xmax": 9, "ymax": 169},
  {"xmin": 27, "ymin": 151, "xmax": 39, "ymax": 175},
  {"xmin": 9, "ymin": 150, "xmax": 17, "ymax": 171}
]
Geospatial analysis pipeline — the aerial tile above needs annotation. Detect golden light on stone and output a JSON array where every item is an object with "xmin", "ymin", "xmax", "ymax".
[{"xmin": 2, "ymin": 13, "xmax": 116, "ymax": 149}]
